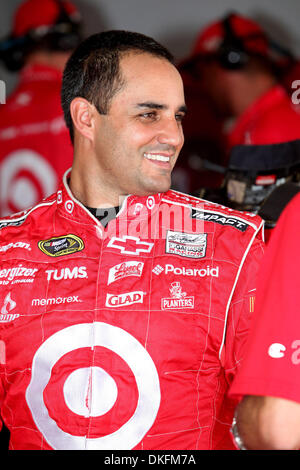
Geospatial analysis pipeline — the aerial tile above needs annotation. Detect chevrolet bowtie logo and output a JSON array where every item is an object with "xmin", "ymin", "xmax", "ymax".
[{"xmin": 107, "ymin": 236, "xmax": 154, "ymax": 255}]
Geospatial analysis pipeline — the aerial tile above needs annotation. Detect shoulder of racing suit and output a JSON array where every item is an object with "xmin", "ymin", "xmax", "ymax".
[
  {"xmin": 162, "ymin": 189, "xmax": 264, "ymax": 238},
  {"xmin": 0, "ymin": 186, "xmax": 264, "ymax": 244},
  {"xmin": 0, "ymin": 193, "xmax": 57, "ymax": 238}
]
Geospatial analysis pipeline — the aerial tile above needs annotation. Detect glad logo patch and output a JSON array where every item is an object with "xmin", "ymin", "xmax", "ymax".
[{"xmin": 105, "ymin": 291, "xmax": 145, "ymax": 308}]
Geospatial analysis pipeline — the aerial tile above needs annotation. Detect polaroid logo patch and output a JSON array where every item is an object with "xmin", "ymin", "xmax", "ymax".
[
  {"xmin": 191, "ymin": 209, "xmax": 249, "ymax": 232},
  {"xmin": 153, "ymin": 263, "xmax": 219, "ymax": 278},
  {"xmin": 166, "ymin": 231, "xmax": 207, "ymax": 258}
]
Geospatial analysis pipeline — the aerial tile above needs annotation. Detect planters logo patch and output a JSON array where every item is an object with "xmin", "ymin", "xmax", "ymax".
[{"xmin": 38, "ymin": 234, "xmax": 84, "ymax": 257}]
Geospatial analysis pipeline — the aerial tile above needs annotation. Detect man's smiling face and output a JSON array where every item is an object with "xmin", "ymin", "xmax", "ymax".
[{"xmin": 92, "ymin": 51, "xmax": 186, "ymax": 202}]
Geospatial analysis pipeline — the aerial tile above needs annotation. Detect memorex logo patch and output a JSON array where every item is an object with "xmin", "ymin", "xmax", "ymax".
[
  {"xmin": 105, "ymin": 291, "xmax": 145, "ymax": 308},
  {"xmin": 32, "ymin": 295, "xmax": 81, "ymax": 306},
  {"xmin": 45, "ymin": 266, "xmax": 87, "ymax": 281},
  {"xmin": 0, "ymin": 264, "xmax": 38, "ymax": 285},
  {"xmin": 166, "ymin": 231, "xmax": 207, "ymax": 258},
  {"xmin": 153, "ymin": 263, "xmax": 219, "ymax": 278},
  {"xmin": 108, "ymin": 261, "xmax": 144, "ymax": 285},
  {"xmin": 161, "ymin": 282, "xmax": 194, "ymax": 310}
]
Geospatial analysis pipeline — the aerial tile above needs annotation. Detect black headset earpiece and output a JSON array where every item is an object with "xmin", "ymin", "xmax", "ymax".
[
  {"xmin": 0, "ymin": 0, "xmax": 82, "ymax": 71},
  {"xmin": 217, "ymin": 14, "xmax": 249, "ymax": 70}
]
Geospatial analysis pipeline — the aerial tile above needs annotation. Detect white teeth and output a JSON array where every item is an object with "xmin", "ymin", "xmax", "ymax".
[{"xmin": 144, "ymin": 153, "xmax": 170, "ymax": 162}]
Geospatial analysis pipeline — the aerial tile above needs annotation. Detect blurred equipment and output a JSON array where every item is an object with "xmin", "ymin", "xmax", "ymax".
[
  {"xmin": 178, "ymin": 12, "xmax": 300, "ymax": 238},
  {"xmin": 226, "ymin": 140, "xmax": 300, "ymax": 213},
  {"xmin": 0, "ymin": 0, "xmax": 83, "ymax": 217}
]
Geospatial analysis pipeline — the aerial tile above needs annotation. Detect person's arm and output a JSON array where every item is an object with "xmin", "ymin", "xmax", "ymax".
[{"xmin": 235, "ymin": 395, "xmax": 300, "ymax": 450}]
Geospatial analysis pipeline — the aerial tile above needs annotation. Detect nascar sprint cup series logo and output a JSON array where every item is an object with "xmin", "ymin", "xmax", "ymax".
[{"xmin": 38, "ymin": 234, "xmax": 84, "ymax": 257}]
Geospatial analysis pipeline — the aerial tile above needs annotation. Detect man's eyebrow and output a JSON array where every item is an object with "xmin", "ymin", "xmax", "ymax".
[
  {"xmin": 178, "ymin": 104, "xmax": 188, "ymax": 114},
  {"xmin": 136, "ymin": 102, "xmax": 166, "ymax": 110},
  {"xmin": 135, "ymin": 102, "xmax": 187, "ymax": 113}
]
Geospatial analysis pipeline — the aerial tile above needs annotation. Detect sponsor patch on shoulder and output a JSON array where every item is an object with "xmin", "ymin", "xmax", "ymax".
[
  {"xmin": 191, "ymin": 208, "xmax": 249, "ymax": 232},
  {"xmin": 0, "ymin": 217, "xmax": 26, "ymax": 230},
  {"xmin": 38, "ymin": 234, "xmax": 84, "ymax": 257},
  {"xmin": 166, "ymin": 230, "xmax": 207, "ymax": 258}
]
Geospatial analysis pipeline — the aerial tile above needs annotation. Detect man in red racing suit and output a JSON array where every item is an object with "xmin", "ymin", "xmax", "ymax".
[
  {"xmin": 0, "ymin": 170, "xmax": 263, "ymax": 450},
  {"xmin": 0, "ymin": 30, "xmax": 264, "ymax": 450}
]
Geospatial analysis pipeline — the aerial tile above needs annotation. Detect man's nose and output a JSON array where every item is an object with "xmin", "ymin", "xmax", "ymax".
[{"xmin": 157, "ymin": 117, "xmax": 184, "ymax": 148}]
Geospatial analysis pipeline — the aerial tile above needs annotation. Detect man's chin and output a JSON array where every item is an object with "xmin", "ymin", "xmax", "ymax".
[{"xmin": 146, "ymin": 179, "xmax": 171, "ymax": 195}]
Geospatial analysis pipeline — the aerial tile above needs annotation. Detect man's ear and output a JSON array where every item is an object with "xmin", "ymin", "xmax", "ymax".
[{"xmin": 70, "ymin": 97, "xmax": 95, "ymax": 142}]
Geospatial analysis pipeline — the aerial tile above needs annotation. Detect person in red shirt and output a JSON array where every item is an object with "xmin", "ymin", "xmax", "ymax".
[
  {"xmin": 0, "ymin": 0, "xmax": 82, "ymax": 217},
  {"xmin": 180, "ymin": 13, "xmax": 300, "ymax": 239},
  {"xmin": 229, "ymin": 192, "xmax": 300, "ymax": 450}
]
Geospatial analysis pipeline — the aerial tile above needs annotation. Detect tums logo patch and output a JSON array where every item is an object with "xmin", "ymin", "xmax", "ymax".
[{"xmin": 45, "ymin": 266, "xmax": 87, "ymax": 281}]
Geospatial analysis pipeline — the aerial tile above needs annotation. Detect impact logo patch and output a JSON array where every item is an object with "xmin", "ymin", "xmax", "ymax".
[
  {"xmin": 191, "ymin": 208, "xmax": 249, "ymax": 232},
  {"xmin": 38, "ymin": 234, "xmax": 84, "ymax": 257}
]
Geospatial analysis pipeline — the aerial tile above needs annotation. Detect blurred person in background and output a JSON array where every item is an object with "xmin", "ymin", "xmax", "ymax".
[
  {"xmin": 0, "ymin": 0, "xmax": 82, "ymax": 217},
  {"xmin": 229, "ymin": 191, "xmax": 300, "ymax": 450},
  {"xmin": 179, "ymin": 12, "xmax": 300, "ymax": 241}
]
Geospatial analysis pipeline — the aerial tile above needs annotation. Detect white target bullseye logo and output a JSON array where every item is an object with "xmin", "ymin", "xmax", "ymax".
[
  {"xmin": 26, "ymin": 322, "xmax": 161, "ymax": 450},
  {"xmin": 0, "ymin": 150, "xmax": 57, "ymax": 215},
  {"xmin": 146, "ymin": 196, "xmax": 155, "ymax": 210}
]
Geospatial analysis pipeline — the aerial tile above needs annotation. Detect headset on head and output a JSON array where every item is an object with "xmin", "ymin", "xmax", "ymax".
[
  {"xmin": 0, "ymin": 0, "xmax": 82, "ymax": 71},
  {"xmin": 216, "ymin": 13, "xmax": 268, "ymax": 70}
]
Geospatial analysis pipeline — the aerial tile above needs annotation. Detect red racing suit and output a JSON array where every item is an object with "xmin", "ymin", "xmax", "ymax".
[
  {"xmin": 230, "ymin": 192, "xmax": 300, "ymax": 404},
  {"xmin": 227, "ymin": 84, "xmax": 300, "ymax": 150},
  {"xmin": 0, "ymin": 63, "xmax": 73, "ymax": 217},
  {"xmin": 0, "ymin": 171, "xmax": 264, "ymax": 450}
]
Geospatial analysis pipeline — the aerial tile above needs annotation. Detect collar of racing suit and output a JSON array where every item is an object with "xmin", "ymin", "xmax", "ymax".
[{"xmin": 56, "ymin": 168, "xmax": 164, "ymax": 232}]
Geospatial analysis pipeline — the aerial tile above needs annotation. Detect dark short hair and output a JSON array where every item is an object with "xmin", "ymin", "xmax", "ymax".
[{"xmin": 61, "ymin": 30, "xmax": 174, "ymax": 142}]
